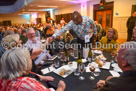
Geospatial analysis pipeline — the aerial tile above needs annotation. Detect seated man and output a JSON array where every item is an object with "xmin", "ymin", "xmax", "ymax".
[
  {"xmin": 93, "ymin": 41, "xmax": 136, "ymax": 91},
  {"xmin": 25, "ymin": 28, "xmax": 51, "ymax": 72},
  {"xmin": 25, "ymin": 27, "xmax": 51, "ymax": 59}
]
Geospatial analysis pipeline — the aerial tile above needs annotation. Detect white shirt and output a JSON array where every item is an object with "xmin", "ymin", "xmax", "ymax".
[
  {"xmin": 25, "ymin": 38, "xmax": 51, "ymax": 60},
  {"xmin": 25, "ymin": 38, "xmax": 42, "ymax": 49}
]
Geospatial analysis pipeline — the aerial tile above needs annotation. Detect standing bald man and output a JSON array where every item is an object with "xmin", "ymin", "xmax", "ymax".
[{"xmin": 48, "ymin": 11, "xmax": 96, "ymax": 49}]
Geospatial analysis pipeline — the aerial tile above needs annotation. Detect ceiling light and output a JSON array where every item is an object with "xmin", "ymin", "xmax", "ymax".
[
  {"xmin": 22, "ymin": 12, "xmax": 37, "ymax": 13},
  {"xmin": 37, "ymin": 5, "xmax": 58, "ymax": 8}
]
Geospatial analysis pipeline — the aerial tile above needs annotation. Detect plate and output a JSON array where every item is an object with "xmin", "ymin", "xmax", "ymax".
[{"xmin": 53, "ymin": 65, "xmax": 74, "ymax": 78}]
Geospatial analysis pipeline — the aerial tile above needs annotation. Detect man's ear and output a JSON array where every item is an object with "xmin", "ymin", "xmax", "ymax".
[{"xmin": 122, "ymin": 60, "xmax": 128, "ymax": 67}]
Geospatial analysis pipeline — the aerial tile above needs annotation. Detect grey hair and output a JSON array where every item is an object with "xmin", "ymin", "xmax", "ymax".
[
  {"xmin": 2, "ymin": 34, "xmax": 20, "ymax": 49},
  {"xmin": 2, "ymin": 34, "xmax": 20, "ymax": 43},
  {"xmin": 26, "ymin": 27, "xmax": 35, "ymax": 34},
  {"xmin": 120, "ymin": 41, "xmax": 136, "ymax": 70},
  {"xmin": 0, "ymin": 48, "xmax": 32, "ymax": 80}
]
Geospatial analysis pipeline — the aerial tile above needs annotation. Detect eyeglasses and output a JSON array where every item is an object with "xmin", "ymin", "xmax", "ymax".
[{"xmin": 28, "ymin": 33, "xmax": 35, "ymax": 36}]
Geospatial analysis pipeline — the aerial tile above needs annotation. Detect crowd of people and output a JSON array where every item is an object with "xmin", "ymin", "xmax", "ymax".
[{"xmin": 0, "ymin": 11, "xmax": 136, "ymax": 91}]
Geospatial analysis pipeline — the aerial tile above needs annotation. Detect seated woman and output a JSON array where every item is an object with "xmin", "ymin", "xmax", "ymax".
[
  {"xmin": 0, "ymin": 48, "xmax": 66, "ymax": 91},
  {"xmin": 131, "ymin": 26, "xmax": 136, "ymax": 41},
  {"xmin": 98, "ymin": 28, "xmax": 118, "ymax": 53}
]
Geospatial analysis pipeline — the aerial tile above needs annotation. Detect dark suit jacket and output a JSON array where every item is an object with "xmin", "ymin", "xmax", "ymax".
[{"xmin": 93, "ymin": 70, "xmax": 136, "ymax": 91}]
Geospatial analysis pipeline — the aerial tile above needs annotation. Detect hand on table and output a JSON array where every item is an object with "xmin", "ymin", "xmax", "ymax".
[
  {"xmin": 106, "ymin": 76, "xmax": 113, "ymax": 80},
  {"xmin": 97, "ymin": 80, "xmax": 105, "ymax": 88},
  {"xmin": 40, "ymin": 76, "xmax": 54, "ymax": 82},
  {"xmin": 56, "ymin": 80, "xmax": 66, "ymax": 91}
]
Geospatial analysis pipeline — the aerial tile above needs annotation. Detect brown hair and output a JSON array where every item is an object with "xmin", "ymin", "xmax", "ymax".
[{"xmin": 107, "ymin": 28, "xmax": 118, "ymax": 40}]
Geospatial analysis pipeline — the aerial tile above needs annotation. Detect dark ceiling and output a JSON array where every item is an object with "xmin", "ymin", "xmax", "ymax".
[{"xmin": 0, "ymin": 0, "xmax": 17, "ymax": 6}]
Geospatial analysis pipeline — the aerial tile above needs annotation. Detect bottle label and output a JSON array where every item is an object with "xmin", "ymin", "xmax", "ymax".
[{"xmin": 88, "ymin": 57, "xmax": 92, "ymax": 62}]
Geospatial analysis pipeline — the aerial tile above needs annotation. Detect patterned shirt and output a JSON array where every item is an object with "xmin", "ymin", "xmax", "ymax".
[
  {"xmin": 53, "ymin": 16, "xmax": 97, "ymax": 40},
  {"xmin": 0, "ymin": 77, "xmax": 51, "ymax": 91}
]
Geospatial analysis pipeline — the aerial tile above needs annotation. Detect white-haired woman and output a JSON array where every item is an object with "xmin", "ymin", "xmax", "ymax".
[
  {"xmin": 0, "ymin": 48, "xmax": 66, "ymax": 91},
  {"xmin": 0, "ymin": 34, "xmax": 21, "ymax": 58}
]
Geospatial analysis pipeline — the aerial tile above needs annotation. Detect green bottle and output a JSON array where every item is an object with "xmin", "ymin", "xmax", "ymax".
[
  {"xmin": 77, "ymin": 52, "xmax": 82, "ymax": 65},
  {"xmin": 65, "ymin": 49, "xmax": 69, "ymax": 62},
  {"xmin": 88, "ymin": 48, "xmax": 92, "ymax": 62}
]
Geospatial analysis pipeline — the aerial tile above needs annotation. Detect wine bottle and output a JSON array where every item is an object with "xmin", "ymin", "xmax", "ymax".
[
  {"xmin": 77, "ymin": 52, "xmax": 82, "ymax": 65},
  {"xmin": 65, "ymin": 49, "xmax": 69, "ymax": 62},
  {"xmin": 88, "ymin": 48, "xmax": 92, "ymax": 62}
]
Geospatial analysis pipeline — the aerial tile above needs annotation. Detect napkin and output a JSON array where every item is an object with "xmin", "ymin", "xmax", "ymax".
[
  {"xmin": 109, "ymin": 70, "xmax": 120, "ymax": 77},
  {"xmin": 41, "ymin": 68, "xmax": 50, "ymax": 74},
  {"xmin": 69, "ymin": 62, "xmax": 77, "ymax": 70},
  {"xmin": 41, "ymin": 66, "xmax": 56, "ymax": 74},
  {"xmin": 101, "ymin": 62, "xmax": 111, "ymax": 69},
  {"xmin": 82, "ymin": 59, "xmax": 87, "ymax": 63}
]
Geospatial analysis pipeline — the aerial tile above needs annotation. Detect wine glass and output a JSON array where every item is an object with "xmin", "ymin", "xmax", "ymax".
[
  {"xmin": 79, "ymin": 63, "xmax": 85, "ymax": 80},
  {"xmin": 111, "ymin": 52, "xmax": 115, "ymax": 63},
  {"xmin": 89, "ymin": 64, "xmax": 95, "ymax": 80}
]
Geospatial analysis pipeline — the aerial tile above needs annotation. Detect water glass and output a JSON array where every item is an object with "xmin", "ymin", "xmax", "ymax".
[
  {"xmin": 79, "ymin": 64, "xmax": 85, "ymax": 80},
  {"xmin": 74, "ymin": 68, "xmax": 80, "ymax": 76},
  {"xmin": 54, "ymin": 60, "xmax": 60, "ymax": 68}
]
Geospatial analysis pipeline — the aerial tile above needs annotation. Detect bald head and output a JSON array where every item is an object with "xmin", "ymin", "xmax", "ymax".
[{"xmin": 72, "ymin": 11, "xmax": 82, "ymax": 25}]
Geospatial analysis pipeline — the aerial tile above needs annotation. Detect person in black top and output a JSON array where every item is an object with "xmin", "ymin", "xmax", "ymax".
[{"xmin": 127, "ymin": 12, "xmax": 136, "ymax": 41}]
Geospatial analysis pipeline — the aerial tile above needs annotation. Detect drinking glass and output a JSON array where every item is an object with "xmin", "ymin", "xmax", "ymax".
[
  {"xmin": 54, "ymin": 59, "xmax": 60, "ymax": 68},
  {"xmin": 89, "ymin": 65, "xmax": 95, "ymax": 80},
  {"xmin": 111, "ymin": 52, "xmax": 115, "ymax": 63},
  {"xmin": 79, "ymin": 64, "xmax": 85, "ymax": 80}
]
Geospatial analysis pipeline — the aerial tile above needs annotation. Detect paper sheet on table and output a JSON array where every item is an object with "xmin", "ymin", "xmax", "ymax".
[
  {"xmin": 101, "ymin": 62, "xmax": 111, "ymax": 69},
  {"xmin": 86, "ymin": 67, "xmax": 101, "ymax": 72},
  {"xmin": 49, "ymin": 66, "xmax": 56, "ymax": 72},
  {"xmin": 111, "ymin": 63, "xmax": 123, "ymax": 73},
  {"xmin": 111, "ymin": 63, "xmax": 120, "ymax": 68},
  {"xmin": 70, "ymin": 62, "xmax": 77, "ymax": 70},
  {"xmin": 113, "ymin": 68, "xmax": 123, "ymax": 73},
  {"xmin": 109, "ymin": 70, "xmax": 120, "ymax": 77},
  {"xmin": 41, "ymin": 68, "xmax": 50, "ymax": 74}
]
